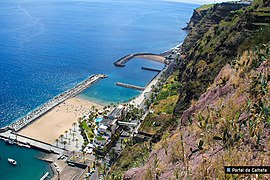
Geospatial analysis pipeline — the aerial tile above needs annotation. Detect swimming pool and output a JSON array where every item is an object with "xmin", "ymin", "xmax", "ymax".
[{"xmin": 95, "ymin": 117, "xmax": 103, "ymax": 123}]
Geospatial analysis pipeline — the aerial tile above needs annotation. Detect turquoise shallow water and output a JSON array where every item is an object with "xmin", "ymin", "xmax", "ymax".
[{"xmin": 0, "ymin": 141, "xmax": 52, "ymax": 180}]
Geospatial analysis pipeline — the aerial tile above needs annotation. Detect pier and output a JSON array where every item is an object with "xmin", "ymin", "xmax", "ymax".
[
  {"xmin": 0, "ymin": 129, "xmax": 67, "ymax": 155},
  {"xmin": 116, "ymin": 82, "xmax": 145, "ymax": 91},
  {"xmin": 10, "ymin": 74, "xmax": 108, "ymax": 132},
  {"xmin": 141, "ymin": 67, "xmax": 161, "ymax": 72},
  {"xmin": 40, "ymin": 172, "xmax": 50, "ymax": 180},
  {"xmin": 114, "ymin": 53, "xmax": 166, "ymax": 67}
]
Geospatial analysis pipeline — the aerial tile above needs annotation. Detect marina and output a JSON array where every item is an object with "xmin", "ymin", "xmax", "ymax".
[
  {"xmin": 0, "ymin": 140, "xmax": 52, "ymax": 180},
  {"xmin": 9, "ymin": 74, "xmax": 107, "ymax": 132}
]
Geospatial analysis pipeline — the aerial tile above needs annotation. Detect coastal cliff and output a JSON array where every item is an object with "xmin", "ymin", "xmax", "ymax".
[
  {"xmin": 182, "ymin": 4, "xmax": 211, "ymax": 30},
  {"xmin": 175, "ymin": 0, "xmax": 270, "ymax": 116},
  {"xmin": 107, "ymin": 1, "xmax": 270, "ymax": 179}
]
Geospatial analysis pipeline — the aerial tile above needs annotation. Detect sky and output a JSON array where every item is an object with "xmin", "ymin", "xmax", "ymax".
[{"xmin": 164, "ymin": 0, "xmax": 236, "ymax": 5}]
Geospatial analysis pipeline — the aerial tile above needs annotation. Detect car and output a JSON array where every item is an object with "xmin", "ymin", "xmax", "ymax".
[{"xmin": 68, "ymin": 162, "xmax": 75, "ymax": 167}]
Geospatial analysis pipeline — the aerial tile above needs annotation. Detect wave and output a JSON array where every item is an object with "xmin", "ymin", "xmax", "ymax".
[{"xmin": 16, "ymin": 2, "xmax": 45, "ymax": 45}]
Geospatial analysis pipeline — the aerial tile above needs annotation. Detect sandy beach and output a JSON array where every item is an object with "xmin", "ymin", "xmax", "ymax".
[{"xmin": 18, "ymin": 97, "xmax": 103, "ymax": 144}]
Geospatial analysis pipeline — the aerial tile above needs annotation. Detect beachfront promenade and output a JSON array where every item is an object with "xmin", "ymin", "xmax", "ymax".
[
  {"xmin": 10, "ymin": 74, "xmax": 107, "ymax": 132},
  {"xmin": 130, "ymin": 59, "xmax": 175, "ymax": 110},
  {"xmin": 114, "ymin": 52, "xmax": 167, "ymax": 67}
]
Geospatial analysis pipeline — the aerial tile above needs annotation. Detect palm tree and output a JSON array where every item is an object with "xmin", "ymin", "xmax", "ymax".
[
  {"xmin": 65, "ymin": 130, "xmax": 68, "ymax": 138},
  {"xmin": 63, "ymin": 141, "xmax": 67, "ymax": 149},
  {"xmin": 60, "ymin": 134, "xmax": 64, "ymax": 142},
  {"xmin": 72, "ymin": 151, "xmax": 75, "ymax": 161},
  {"xmin": 103, "ymin": 162, "xmax": 106, "ymax": 175},
  {"xmin": 78, "ymin": 117, "xmax": 82, "ymax": 123},
  {"xmin": 75, "ymin": 139, "xmax": 79, "ymax": 147},
  {"xmin": 110, "ymin": 149, "xmax": 117, "ymax": 161},
  {"xmin": 69, "ymin": 128, "xmax": 72, "ymax": 135},
  {"xmin": 82, "ymin": 151, "xmax": 86, "ymax": 164},
  {"xmin": 120, "ymin": 139, "xmax": 123, "ymax": 148},
  {"xmin": 73, "ymin": 122, "xmax": 77, "ymax": 132},
  {"xmin": 72, "ymin": 133, "xmax": 76, "ymax": 141},
  {"xmin": 91, "ymin": 105, "xmax": 96, "ymax": 112},
  {"xmin": 55, "ymin": 139, "xmax": 59, "ymax": 147},
  {"xmin": 68, "ymin": 138, "xmax": 71, "ymax": 145}
]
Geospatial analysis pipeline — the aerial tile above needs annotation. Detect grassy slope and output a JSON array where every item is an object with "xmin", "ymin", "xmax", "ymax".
[
  {"xmin": 196, "ymin": 4, "xmax": 213, "ymax": 12},
  {"xmin": 139, "ymin": 71, "xmax": 180, "ymax": 135},
  {"xmin": 175, "ymin": 1, "xmax": 270, "ymax": 117},
  {"xmin": 140, "ymin": 43, "xmax": 269, "ymax": 179},
  {"xmin": 108, "ymin": 71, "xmax": 181, "ymax": 178}
]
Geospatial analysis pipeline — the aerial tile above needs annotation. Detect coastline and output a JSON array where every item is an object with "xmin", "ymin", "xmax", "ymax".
[
  {"xmin": 8, "ymin": 42, "xmax": 179, "ymax": 143},
  {"xmin": 9, "ymin": 74, "xmax": 107, "ymax": 132},
  {"xmin": 18, "ymin": 97, "xmax": 103, "ymax": 144},
  {"xmin": 130, "ymin": 47, "xmax": 179, "ymax": 109},
  {"xmin": 0, "ymin": 44, "xmax": 180, "ymax": 180}
]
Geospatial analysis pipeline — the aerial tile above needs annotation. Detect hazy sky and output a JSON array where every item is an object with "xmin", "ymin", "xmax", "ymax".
[{"xmin": 164, "ymin": 0, "xmax": 235, "ymax": 5}]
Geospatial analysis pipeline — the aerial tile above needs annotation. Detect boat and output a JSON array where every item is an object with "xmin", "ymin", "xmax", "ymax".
[
  {"xmin": 5, "ymin": 139, "xmax": 14, "ymax": 145},
  {"xmin": 7, "ymin": 158, "xmax": 17, "ymax": 166}
]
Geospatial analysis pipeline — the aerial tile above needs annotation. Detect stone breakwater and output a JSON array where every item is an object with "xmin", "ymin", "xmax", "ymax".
[
  {"xmin": 113, "ymin": 52, "xmax": 167, "ymax": 67},
  {"xmin": 116, "ymin": 82, "xmax": 145, "ymax": 91},
  {"xmin": 10, "ymin": 74, "xmax": 108, "ymax": 132}
]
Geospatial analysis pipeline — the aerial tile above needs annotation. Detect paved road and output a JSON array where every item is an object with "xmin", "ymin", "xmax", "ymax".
[{"xmin": 90, "ymin": 167, "xmax": 99, "ymax": 180}]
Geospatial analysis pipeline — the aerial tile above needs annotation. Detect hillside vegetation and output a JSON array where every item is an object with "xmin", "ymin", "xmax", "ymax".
[
  {"xmin": 175, "ymin": 0, "xmax": 270, "ymax": 116},
  {"xmin": 124, "ymin": 40, "xmax": 270, "ymax": 180},
  {"xmin": 107, "ymin": 1, "xmax": 270, "ymax": 179}
]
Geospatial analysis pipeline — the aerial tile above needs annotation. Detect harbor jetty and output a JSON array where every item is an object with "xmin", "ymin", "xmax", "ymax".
[
  {"xmin": 116, "ymin": 82, "xmax": 145, "ymax": 91},
  {"xmin": 0, "ymin": 129, "xmax": 67, "ymax": 154},
  {"xmin": 40, "ymin": 172, "xmax": 50, "ymax": 180},
  {"xmin": 10, "ymin": 74, "xmax": 108, "ymax": 132},
  {"xmin": 141, "ymin": 67, "xmax": 161, "ymax": 72},
  {"xmin": 114, "ymin": 52, "xmax": 167, "ymax": 67}
]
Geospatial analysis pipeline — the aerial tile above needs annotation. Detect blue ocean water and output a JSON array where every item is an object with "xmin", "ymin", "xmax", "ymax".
[{"xmin": 0, "ymin": 0, "xmax": 198, "ymax": 127}]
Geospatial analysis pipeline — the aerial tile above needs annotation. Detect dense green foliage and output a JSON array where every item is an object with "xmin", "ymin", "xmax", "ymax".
[
  {"xmin": 81, "ymin": 120, "xmax": 95, "ymax": 141},
  {"xmin": 109, "ymin": 142, "xmax": 150, "ymax": 179}
]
